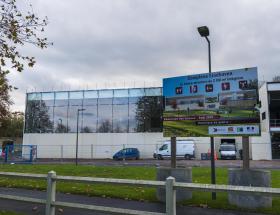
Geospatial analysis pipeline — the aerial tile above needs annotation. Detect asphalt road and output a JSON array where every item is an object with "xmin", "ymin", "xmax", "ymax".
[
  {"xmin": 36, "ymin": 159, "xmax": 280, "ymax": 169},
  {"xmin": 0, "ymin": 187, "xmax": 267, "ymax": 215}
]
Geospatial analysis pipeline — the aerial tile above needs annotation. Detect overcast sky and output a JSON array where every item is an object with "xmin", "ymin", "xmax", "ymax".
[{"xmin": 8, "ymin": 0, "xmax": 280, "ymax": 111}]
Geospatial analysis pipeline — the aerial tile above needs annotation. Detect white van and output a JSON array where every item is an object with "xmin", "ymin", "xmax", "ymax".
[
  {"xmin": 154, "ymin": 140, "xmax": 195, "ymax": 160},
  {"xmin": 219, "ymin": 144, "xmax": 237, "ymax": 160}
]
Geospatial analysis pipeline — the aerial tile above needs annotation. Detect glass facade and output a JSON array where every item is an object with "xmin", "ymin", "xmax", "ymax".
[{"xmin": 24, "ymin": 87, "xmax": 163, "ymax": 133}]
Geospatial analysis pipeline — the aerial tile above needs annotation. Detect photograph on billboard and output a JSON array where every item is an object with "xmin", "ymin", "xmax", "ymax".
[{"xmin": 163, "ymin": 67, "xmax": 260, "ymax": 137}]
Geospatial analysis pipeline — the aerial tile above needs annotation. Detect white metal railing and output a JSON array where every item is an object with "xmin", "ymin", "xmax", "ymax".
[
  {"xmin": 0, "ymin": 171, "xmax": 280, "ymax": 215},
  {"xmin": 270, "ymin": 119, "xmax": 280, "ymax": 127}
]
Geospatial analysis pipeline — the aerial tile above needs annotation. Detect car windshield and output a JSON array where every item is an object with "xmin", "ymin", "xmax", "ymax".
[
  {"xmin": 119, "ymin": 149, "xmax": 126, "ymax": 153},
  {"xmin": 159, "ymin": 144, "xmax": 168, "ymax": 151},
  {"xmin": 220, "ymin": 145, "xmax": 235, "ymax": 151}
]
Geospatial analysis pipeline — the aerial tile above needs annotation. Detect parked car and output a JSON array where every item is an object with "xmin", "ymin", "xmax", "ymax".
[
  {"xmin": 219, "ymin": 144, "xmax": 237, "ymax": 160},
  {"xmin": 113, "ymin": 148, "xmax": 140, "ymax": 160},
  {"xmin": 154, "ymin": 140, "xmax": 195, "ymax": 160}
]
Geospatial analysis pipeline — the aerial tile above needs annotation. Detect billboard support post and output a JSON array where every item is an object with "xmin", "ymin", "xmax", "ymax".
[
  {"xmin": 171, "ymin": 136, "xmax": 176, "ymax": 168},
  {"xmin": 242, "ymin": 136, "xmax": 250, "ymax": 169},
  {"xmin": 205, "ymin": 28, "xmax": 217, "ymax": 200},
  {"xmin": 210, "ymin": 136, "xmax": 216, "ymax": 199}
]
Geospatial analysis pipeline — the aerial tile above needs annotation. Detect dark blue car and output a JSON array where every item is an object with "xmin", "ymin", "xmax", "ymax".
[{"xmin": 113, "ymin": 148, "xmax": 140, "ymax": 160}]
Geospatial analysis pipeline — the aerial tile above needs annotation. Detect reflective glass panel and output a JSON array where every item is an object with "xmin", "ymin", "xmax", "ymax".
[
  {"xmin": 42, "ymin": 92, "xmax": 54, "ymax": 106},
  {"xmin": 145, "ymin": 88, "xmax": 162, "ymax": 96},
  {"xmin": 39, "ymin": 100, "xmax": 54, "ymax": 133},
  {"xmin": 55, "ymin": 92, "xmax": 69, "ymax": 106},
  {"xmin": 129, "ymin": 88, "xmax": 145, "ymax": 97},
  {"xmin": 25, "ymin": 100, "xmax": 41, "ymax": 133},
  {"xmin": 99, "ymin": 90, "xmax": 113, "ymax": 98},
  {"xmin": 53, "ymin": 106, "xmax": 69, "ymax": 133},
  {"xmin": 113, "ymin": 97, "xmax": 128, "ymax": 105},
  {"xmin": 98, "ymin": 104, "xmax": 112, "ymax": 132},
  {"xmin": 42, "ymin": 92, "xmax": 54, "ymax": 100},
  {"xmin": 99, "ymin": 98, "xmax": 112, "ymax": 105},
  {"xmin": 144, "ymin": 96, "xmax": 163, "ymax": 132},
  {"xmin": 114, "ymin": 89, "xmax": 129, "ymax": 98},
  {"xmin": 128, "ymin": 99, "xmax": 145, "ymax": 132},
  {"xmin": 113, "ymin": 103, "xmax": 128, "ymax": 132},
  {"xmin": 69, "ymin": 91, "xmax": 83, "ymax": 106},
  {"xmin": 27, "ymin": 93, "xmax": 41, "ymax": 101},
  {"xmin": 84, "ymin": 90, "xmax": 98, "ymax": 99},
  {"xmin": 83, "ymin": 98, "xmax": 98, "ymax": 106},
  {"xmin": 68, "ymin": 106, "xmax": 83, "ymax": 132},
  {"xmin": 69, "ymin": 91, "xmax": 83, "ymax": 99},
  {"xmin": 82, "ymin": 106, "xmax": 97, "ymax": 133}
]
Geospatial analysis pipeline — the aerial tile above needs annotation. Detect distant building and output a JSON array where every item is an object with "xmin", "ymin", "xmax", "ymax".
[{"xmin": 23, "ymin": 82, "xmax": 280, "ymax": 160}]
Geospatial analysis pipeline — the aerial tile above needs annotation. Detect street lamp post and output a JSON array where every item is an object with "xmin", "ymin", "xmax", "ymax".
[
  {"xmin": 58, "ymin": 118, "xmax": 62, "ymax": 128},
  {"xmin": 197, "ymin": 26, "xmax": 216, "ymax": 200},
  {"xmin": 76, "ymin": 108, "xmax": 85, "ymax": 166}
]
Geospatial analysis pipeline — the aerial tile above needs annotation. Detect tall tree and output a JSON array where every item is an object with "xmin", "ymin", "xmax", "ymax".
[
  {"xmin": 0, "ymin": 0, "xmax": 50, "ymax": 73},
  {"xmin": 0, "ymin": 111, "xmax": 24, "ymax": 138},
  {"xmin": 0, "ymin": 71, "xmax": 12, "ymax": 121},
  {"xmin": 0, "ymin": 0, "xmax": 50, "ymax": 122}
]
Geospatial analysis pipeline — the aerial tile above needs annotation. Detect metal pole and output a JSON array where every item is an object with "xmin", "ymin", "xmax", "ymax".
[
  {"xmin": 171, "ymin": 136, "xmax": 176, "ymax": 168},
  {"xmin": 206, "ymin": 36, "xmax": 216, "ymax": 200},
  {"xmin": 166, "ymin": 176, "xmax": 176, "ymax": 215},
  {"xmin": 242, "ymin": 136, "xmax": 250, "ymax": 170},
  {"xmin": 75, "ymin": 110, "xmax": 79, "ymax": 166}
]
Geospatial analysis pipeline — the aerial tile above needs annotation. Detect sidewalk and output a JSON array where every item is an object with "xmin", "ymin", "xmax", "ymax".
[{"xmin": 0, "ymin": 187, "xmax": 267, "ymax": 215}]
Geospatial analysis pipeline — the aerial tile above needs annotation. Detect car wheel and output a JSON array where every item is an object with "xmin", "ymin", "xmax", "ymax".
[
  {"xmin": 185, "ymin": 154, "xmax": 191, "ymax": 160},
  {"xmin": 157, "ymin": 155, "xmax": 163, "ymax": 160}
]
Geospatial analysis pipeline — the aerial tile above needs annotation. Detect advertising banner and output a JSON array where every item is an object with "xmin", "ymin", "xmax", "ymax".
[{"xmin": 163, "ymin": 67, "xmax": 260, "ymax": 137}]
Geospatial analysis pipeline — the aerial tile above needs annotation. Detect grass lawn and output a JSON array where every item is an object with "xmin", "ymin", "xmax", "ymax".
[{"xmin": 0, "ymin": 164, "xmax": 279, "ymax": 214}]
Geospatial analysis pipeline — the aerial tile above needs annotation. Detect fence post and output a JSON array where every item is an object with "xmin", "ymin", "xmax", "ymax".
[
  {"xmin": 60, "ymin": 145, "xmax": 63, "ymax": 162},
  {"xmin": 46, "ymin": 171, "xmax": 56, "ymax": 215},
  {"xmin": 166, "ymin": 176, "xmax": 176, "ymax": 215},
  {"xmin": 91, "ymin": 144, "xmax": 93, "ymax": 159}
]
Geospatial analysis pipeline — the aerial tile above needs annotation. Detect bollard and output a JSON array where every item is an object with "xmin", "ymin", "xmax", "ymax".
[
  {"xmin": 46, "ymin": 171, "xmax": 56, "ymax": 215},
  {"xmin": 166, "ymin": 176, "xmax": 176, "ymax": 215}
]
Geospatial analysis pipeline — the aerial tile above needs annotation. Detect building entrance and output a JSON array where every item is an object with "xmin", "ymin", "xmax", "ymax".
[{"xmin": 271, "ymin": 132, "xmax": 280, "ymax": 159}]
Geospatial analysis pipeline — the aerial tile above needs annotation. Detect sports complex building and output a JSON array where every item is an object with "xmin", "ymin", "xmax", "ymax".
[{"xmin": 22, "ymin": 82, "xmax": 280, "ymax": 160}]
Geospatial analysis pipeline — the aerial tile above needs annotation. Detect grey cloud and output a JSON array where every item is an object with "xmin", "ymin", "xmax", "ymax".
[{"xmin": 8, "ymin": 0, "xmax": 280, "ymax": 111}]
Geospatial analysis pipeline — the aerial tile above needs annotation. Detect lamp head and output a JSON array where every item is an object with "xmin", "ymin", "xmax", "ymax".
[{"xmin": 197, "ymin": 26, "xmax": 209, "ymax": 37}]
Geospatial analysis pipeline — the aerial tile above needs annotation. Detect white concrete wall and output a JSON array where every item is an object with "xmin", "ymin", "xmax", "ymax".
[
  {"xmin": 251, "ymin": 132, "xmax": 272, "ymax": 160},
  {"xmin": 23, "ymin": 133, "xmax": 166, "ymax": 159},
  {"xmin": 250, "ymin": 83, "xmax": 272, "ymax": 160},
  {"xmin": 193, "ymin": 137, "xmax": 210, "ymax": 159},
  {"xmin": 23, "ymin": 133, "xmax": 212, "ymax": 159},
  {"xmin": 23, "ymin": 132, "xmax": 272, "ymax": 160}
]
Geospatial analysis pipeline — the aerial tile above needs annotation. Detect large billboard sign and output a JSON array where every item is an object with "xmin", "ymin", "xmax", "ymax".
[{"xmin": 163, "ymin": 67, "xmax": 260, "ymax": 137}]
